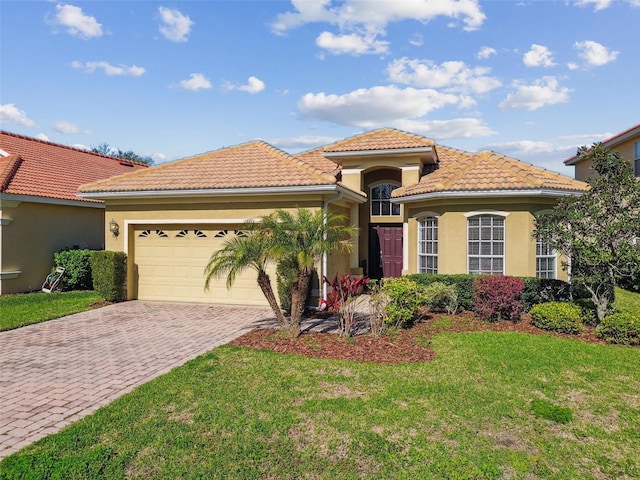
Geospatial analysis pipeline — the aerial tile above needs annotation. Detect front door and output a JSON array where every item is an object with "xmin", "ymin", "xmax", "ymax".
[{"xmin": 369, "ymin": 224, "xmax": 403, "ymax": 280}]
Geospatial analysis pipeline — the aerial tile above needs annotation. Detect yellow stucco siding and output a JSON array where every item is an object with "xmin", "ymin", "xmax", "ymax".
[
  {"xmin": 571, "ymin": 133, "xmax": 639, "ymax": 181},
  {"xmin": 1, "ymin": 201, "xmax": 104, "ymax": 294}
]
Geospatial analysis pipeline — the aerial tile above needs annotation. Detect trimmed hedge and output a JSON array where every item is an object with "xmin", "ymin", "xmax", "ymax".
[
  {"xmin": 53, "ymin": 248, "xmax": 93, "ymax": 291},
  {"xmin": 408, "ymin": 274, "xmax": 475, "ymax": 311},
  {"xmin": 596, "ymin": 312, "xmax": 640, "ymax": 345},
  {"xmin": 530, "ymin": 302, "xmax": 583, "ymax": 334},
  {"xmin": 90, "ymin": 251, "xmax": 127, "ymax": 302},
  {"xmin": 520, "ymin": 278, "xmax": 572, "ymax": 312}
]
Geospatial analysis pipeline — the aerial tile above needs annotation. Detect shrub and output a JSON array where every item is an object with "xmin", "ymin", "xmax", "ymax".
[
  {"xmin": 90, "ymin": 251, "xmax": 127, "ymax": 302},
  {"xmin": 422, "ymin": 281, "xmax": 458, "ymax": 314},
  {"xmin": 596, "ymin": 312, "xmax": 640, "ymax": 345},
  {"xmin": 529, "ymin": 302, "xmax": 583, "ymax": 334},
  {"xmin": 367, "ymin": 280, "xmax": 388, "ymax": 337},
  {"xmin": 408, "ymin": 274, "xmax": 475, "ymax": 311},
  {"xmin": 380, "ymin": 277, "xmax": 427, "ymax": 329},
  {"xmin": 472, "ymin": 275, "xmax": 524, "ymax": 322},
  {"xmin": 520, "ymin": 277, "xmax": 572, "ymax": 311},
  {"xmin": 53, "ymin": 248, "xmax": 93, "ymax": 291},
  {"xmin": 323, "ymin": 274, "xmax": 369, "ymax": 337}
]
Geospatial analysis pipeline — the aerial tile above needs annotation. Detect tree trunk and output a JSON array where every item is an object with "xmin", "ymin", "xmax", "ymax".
[
  {"xmin": 288, "ymin": 270, "xmax": 312, "ymax": 338},
  {"xmin": 257, "ymin": 272, "xmax": 288, "ymax": 329}
]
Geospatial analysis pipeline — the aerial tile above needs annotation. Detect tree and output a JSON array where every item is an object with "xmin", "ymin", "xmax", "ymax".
[
  {"xmin": 91, "ymin": 142, "xmax": 154, "ymax": 165},
  {"xmin": 259, "ymin": 208, "xmax": 357, "ymax": 337},
  {"xmin": 204, "ymin": 229, "xmax": 288, "ymax": 329},
  {"xmin": 535, "ymin": 143, "xmax": 640, "ymax": 321}
]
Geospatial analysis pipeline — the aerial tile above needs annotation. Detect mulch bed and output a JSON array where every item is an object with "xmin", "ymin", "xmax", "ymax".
[{"xmin": 229, "ymin": 312, "xmax": 605, "ymax": 365}]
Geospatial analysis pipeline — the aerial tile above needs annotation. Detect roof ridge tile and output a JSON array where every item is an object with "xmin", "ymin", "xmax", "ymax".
[{"xmin": 0, "ymin": 154, "xmax": 23, "ymax": 192}]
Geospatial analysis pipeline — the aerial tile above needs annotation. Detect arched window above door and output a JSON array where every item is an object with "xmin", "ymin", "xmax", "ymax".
[{"xmin": 371, "ymin": 183, "xmax": 400, "ymax": 216}]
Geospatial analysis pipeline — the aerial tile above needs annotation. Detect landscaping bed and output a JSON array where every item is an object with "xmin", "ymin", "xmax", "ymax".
[{"xmin": 230, "ymin": 312, "xmax": 605, "ymax": 364}]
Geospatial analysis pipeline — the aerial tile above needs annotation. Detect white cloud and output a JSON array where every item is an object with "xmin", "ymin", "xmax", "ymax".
[
  {"xmin": 36, "ymin": 133, "xmax": 50, "ymax": 141},
  {"xmin": 50, "ymin": 3, "xmax": 103, "ymax": 39},
  {"xmin": 71, "ymin": 61, "xmax": 145, "ymax": 76},
  {"xmin": 477, "ymin": 46, "xmax": 496, "ymax": 59},
  {"xmin": 158, "ymin": 6, "xmax": 194, "ymax": 43},
  {"xmin": 297, "ymin": 85, "xmax": 462, "ymax": 127},
  {"xmin": 179, "ymin": 73, "xmax": 212, "ymax": 91},
  {"xmin": 271, "ymin": 0, "xmax": 485, "ymax": 55},
  {"xmin": 53, "ymin": 120, "xmax": 89, "ymax": 134},
  {"xmin": 316, "ymin": 31, "xmax": 389, "ymax": 55},
  {"xmin": 225, "ymin": 76, "xmax": 266, "ymax": 94},
  {"xmin": 574, "ymin": 40, "xmax": 619, "ymax": 66},
  {"xmin": 574, "ymin": 0, "xmax": 612, "ymax": 11},
  {"xmin": 387, "ymin": 57, "xmax": 501, "ymax": 94},
  {"xmin": 408, "ymin": 34, "xmax": 424, "ymax": 47},
  {"xmin": 0, "ymin": 104, "xmax": 35, "ymax": 127},
  {"xmin": 523, "ymin": 44, "xmax": 556, "ymax": 67},
  {"xmin": 392, "ymin": 117, "xmax": 496, "ymax": 139},
  {"xmin": 499, "ymin": 76, "xmax": 571, "ymax": 111}
]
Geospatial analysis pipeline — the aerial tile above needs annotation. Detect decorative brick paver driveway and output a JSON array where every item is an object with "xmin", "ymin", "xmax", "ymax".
[{"xmin": 0, "ymin": 301, "xmax": 276, "ymax": 459}]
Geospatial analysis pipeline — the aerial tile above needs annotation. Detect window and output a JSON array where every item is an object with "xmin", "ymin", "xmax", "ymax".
[
  {"xmin": 468, "ymin": 215, "xmax": 504, "ymax": 275},
  {"xmin": 371, "ymin": 183, "xmax": 400, "ymax": 216},
  {"xmin": 634, "ymin": 141, "xmax": 640, "ymax": 177},
  {"xmin": 536, "ymin": 236, "xmax": 556, "ymax": 278},
  {"xmin": 418, "ymin": 217, "xmax": 438, "ymax": 274}
]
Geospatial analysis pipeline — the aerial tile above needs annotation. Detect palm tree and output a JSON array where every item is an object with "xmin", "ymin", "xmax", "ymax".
[
  {"xmin": 260, "ymin": 208, "xmax": 357, "ymax": 337},
  {"xmin": 204, "ymin": 230, "xmax": 288, "ymax": 329}
]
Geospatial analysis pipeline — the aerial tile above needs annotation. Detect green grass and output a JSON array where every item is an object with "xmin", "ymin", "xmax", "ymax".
[
  {"xmin": 0, "ymin": 291, "xmax": 103, "ymax": 331},
  {"xmin": 614, "ymin": 287, "xmax": 640, "ymax": 314},
  {"xmin": 2, "ymin": 332, "xmax": 639, "ymax": 479}
]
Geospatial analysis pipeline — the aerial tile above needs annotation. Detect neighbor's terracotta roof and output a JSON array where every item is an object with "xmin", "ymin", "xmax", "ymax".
[
  {"xmin": 393, "ymin": 146, "xmax": 588, "ymax": 198},
  {"xmin": 0, "ymin": 131, "xmax": 148, "ymax": 203},
  {"xmin": 80, "ymin": 140, "xmax": 338, "ymax": 194},
  {"xmin": 323, "ymin": 128, "xmax": 435, "ymax": 153},
  {"xmin": 564, "ymin": 123, "xmax": 640, "ymax": 165}
]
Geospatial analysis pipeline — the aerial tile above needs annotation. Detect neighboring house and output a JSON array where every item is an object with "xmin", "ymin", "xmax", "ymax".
[
  {"xmin": 564, "ymin": 124, "xmax": 640, "ymax": 181},
  {"xmin": 79, "ymin": 128, "xmax": 588, "ymax": 307},
  {"xmin": 0, "ymin": 131, "xmax": 148, "ymax": 294}
]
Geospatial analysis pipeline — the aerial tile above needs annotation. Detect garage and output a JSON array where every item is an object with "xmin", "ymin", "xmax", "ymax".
[{"xmin": 133, "ymin": 224, "xmax": 272, "ymax": 306}]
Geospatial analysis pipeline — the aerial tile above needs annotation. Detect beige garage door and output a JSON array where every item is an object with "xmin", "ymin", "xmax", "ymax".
[{"xmin": 134, "ymin": 225, "xmax": 273, "ymax": 305}]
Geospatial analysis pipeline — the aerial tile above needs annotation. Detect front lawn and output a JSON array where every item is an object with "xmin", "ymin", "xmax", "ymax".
[
  {"xmin": 0, "ymin": 291, "xmax": 103, "ymax": 331},
  {"xmin": 614, "ymin": 287, "xmax": 640, "ymax": 314},
  {"xmin": 2, "ymin": 330, "xmax": 638, "ymax": 479}
]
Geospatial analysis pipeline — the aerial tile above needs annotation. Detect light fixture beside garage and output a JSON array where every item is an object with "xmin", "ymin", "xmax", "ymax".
[{"xmin": 109, "ymin": 219, "xmax": 120, "ymax": 237}]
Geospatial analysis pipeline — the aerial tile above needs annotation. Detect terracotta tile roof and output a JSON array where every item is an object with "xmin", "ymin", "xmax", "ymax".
[
  {"xmin": 394, "ymin": 146, "xmax": 588, "ymax": 198},
  {"xmin": 0, "ymin": 131, "xmax": 148, "ymax": 203},
  {"xmin": 323, "ymin": 128, "xmax": 435, "ymax": 153},
  {"xmin": 80, "ymin": 140, "xmax": 338, "ymax": 193},
  {"xmin": 294, "ymin": 146, "xmax": 341, "ymax": 175}
]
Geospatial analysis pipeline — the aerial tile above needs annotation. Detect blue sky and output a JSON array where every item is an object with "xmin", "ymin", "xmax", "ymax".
[{"xmin": 1, "ymin": 0, "xmax": 638, "ymax": 174}]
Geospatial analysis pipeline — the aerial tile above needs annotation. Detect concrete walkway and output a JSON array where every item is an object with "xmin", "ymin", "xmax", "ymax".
[{"xmin": 0, "ymin": 301, "xmax": 276, "ymax": 459}]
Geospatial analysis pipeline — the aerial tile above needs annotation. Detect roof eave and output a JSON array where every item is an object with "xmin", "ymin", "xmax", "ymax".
[
  {"xmin": 79, "ymin": 184, "xmax": 368, "ymax": 204},
  {"xmin": 392, "ymin": 188, "xmax": 585, "ymax": 203},
  {"xmin": 564, "ymin": 124, "xmax": 640, "ymax": 165}
]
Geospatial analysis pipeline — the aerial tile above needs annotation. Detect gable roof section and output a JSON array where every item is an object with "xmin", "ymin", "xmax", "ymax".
[
  {"xmin": 294, "ymin": 146, "xmax": 341, "ymax": 176},
  {"xmin": 0, "ymin": 131, "xmax": 148, "ymax": 204},
  {"xmin": 564, "ymin": 124, "xmax": 640, "ymax": 165},
  {"xmin": 394, "ymin": 146, "xmax": 588, "ymax": 199},
  {"xmin": 79, "ymin": 140, "xmax": 338, "ymax": 194}
]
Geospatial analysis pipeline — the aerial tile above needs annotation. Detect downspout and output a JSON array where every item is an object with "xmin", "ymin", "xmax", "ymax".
[{"xmin": 322, "ymin": 191, "xmax": 344, "ymax": 301}]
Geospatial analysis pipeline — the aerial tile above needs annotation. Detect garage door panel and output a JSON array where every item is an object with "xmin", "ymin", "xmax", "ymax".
[{"xmin": 134, "ymin": 226, "xmax": 272, "ymax": 306}]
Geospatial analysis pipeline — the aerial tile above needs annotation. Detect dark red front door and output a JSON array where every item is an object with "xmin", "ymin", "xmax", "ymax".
[{"xmin": 370, "ymin": 225, "xmax": 403, "ymax": 279}]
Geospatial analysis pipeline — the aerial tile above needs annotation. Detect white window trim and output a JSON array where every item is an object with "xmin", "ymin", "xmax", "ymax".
[
  {"xmin": 466, "ymin": 212, "xmax": 506, "ymax": 275},
  {"xmin": 417, "ymin": 215, "xmax": 439, "ymax": 274},
  {"xmin": 534, "ymin": 210, "xmax": 557, "ymax": 279},
  {"xmin": 370, "ymin": 181, "xmax": 401, "ymax": 217}
]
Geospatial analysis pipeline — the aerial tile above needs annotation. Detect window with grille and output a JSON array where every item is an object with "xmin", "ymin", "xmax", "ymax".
[
  {"xmin": 536, "ymin": 236, "xmax": 556, "ymax": 278},
  {"xmin": 468, "ymin": 215, "xmax": 504, "ymax": 275},
  {"xmin": 371, "ymin": 183, "xmax": 400, "ymax": 216},
  {"xmin": 418, "ymin": 217, "xmax": 438, "ymax": 274}
]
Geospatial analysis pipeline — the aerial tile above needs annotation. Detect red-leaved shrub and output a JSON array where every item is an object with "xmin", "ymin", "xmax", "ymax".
[{"xmin": 472, "ymin": 275, "xmax": 524, "ymax": 322}]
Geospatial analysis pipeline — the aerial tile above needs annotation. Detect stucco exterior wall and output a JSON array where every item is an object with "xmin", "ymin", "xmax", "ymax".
[
  {"xmin": 571, "ymin": 133, "xmax": 639, "ymax": 181},
  {"xmin": 405, "ymin": 197, "xmax": 569, "ymax": 280},
  {"xmin": 0, "ymin": 201, "xmax": 104, "ymax": 294}
]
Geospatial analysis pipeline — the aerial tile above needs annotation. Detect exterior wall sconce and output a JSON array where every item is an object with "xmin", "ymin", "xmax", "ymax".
[{"xmin": 109, "ymin": 219, "xmax": 120, "ymax": 237}]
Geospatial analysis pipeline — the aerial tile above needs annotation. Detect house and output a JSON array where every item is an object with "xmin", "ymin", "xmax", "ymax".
[
  {"xmin": 0, "ymin": 131, "xmax": 148, "ymax": 294},
  {"xmin": 564, "ymin": 124, "xmax": 640, "ymax": 181},
  {"xmin": 79, "ymin": 128, "xmax": 588, "ymax": 307}
]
